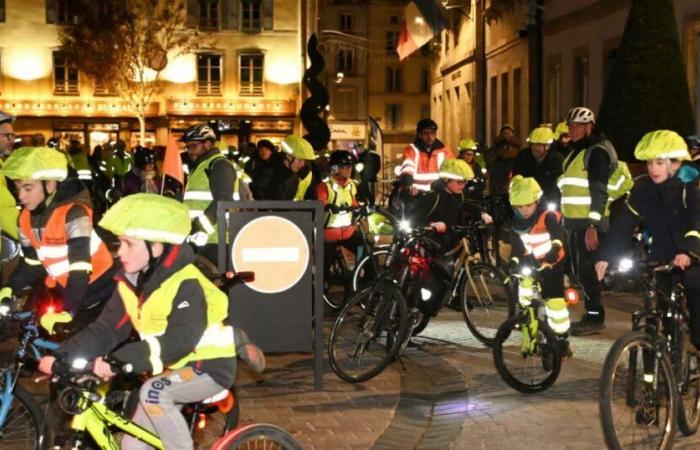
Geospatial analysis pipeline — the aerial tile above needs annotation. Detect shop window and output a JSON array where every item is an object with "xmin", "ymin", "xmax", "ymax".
[
  {"xmin": 198, "ymin": 53, "xmax": 222, "ymax": 96},
  {"xmin": 199, "ymin": 0, "xmax": 219, "ymax": 30},
  {"xmin": 240, "ymin": 53, "xmax": 264, "ymax": 96},
  {"xmin": 54, "ymin": 52, "xmax": 79, "ymax": 95}
]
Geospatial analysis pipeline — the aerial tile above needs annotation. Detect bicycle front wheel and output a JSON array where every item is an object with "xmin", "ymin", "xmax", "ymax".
[
  {"xmin": 328, "ymin": 285, "xmax": 409, "ymax": 383},
  {"xmin": 492, "ymin": 313, "xmax": 561, "ymax": 393},
  {"xmin": 351, "ymin": 248, "xmax": 389, "ymax": 292},
  {"xmin": 599, "ymin": 331, "xmax": 676, "ymax": 450},
  {"xmin": 460, "ymin": 263, "xmax": 512, "ymax": 346},
  {"xmin": 0, "ymin": 384, "xmax": 45, "ymax": 450},
  {"xmin": 212, "ymin": 423, "xmax": 301, "ymax": 450},
  {"xmin": 677, "ymin": 346, "xmax": 700, "ymax": 435}
]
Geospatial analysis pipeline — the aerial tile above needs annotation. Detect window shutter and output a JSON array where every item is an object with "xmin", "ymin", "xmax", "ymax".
[
  {"xmin": 261, "ymin": 0, "xmax": 273, "ymax": 30},
  {"xmin": 46, "ymin": 0, "xmax": 57, "ymax": 24},
  {"xmin": 221, "ymin": 0, "xmax": 239, "ymax": 30},
  {"xmin": 186, "ymin": 0, "xmax": 198, "ymax": 27}
]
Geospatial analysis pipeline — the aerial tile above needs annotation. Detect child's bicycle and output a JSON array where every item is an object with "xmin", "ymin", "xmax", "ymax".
[
  {"xmin": 46, "ymin": 357, "xmax": 301, "ymax": 450},
  {"xmin": 492, "ymin": 265, "xmax": 571, "ymax": 393}
]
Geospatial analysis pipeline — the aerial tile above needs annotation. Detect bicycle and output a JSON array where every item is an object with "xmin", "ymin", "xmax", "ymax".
[
  {"xmin": 45, "ymin": 357, "xmax": 302, "ymax": 450},
  {"xmin": 599, "ymin": 261, "xmax": 700, "ymax": 450},
  {"xmin": 0, "ymin": 309, "xmax": 60, "ymax": 449},
  {"xmin": 492, "ymin": 265, "xmax": 568, "ymax": 393}
]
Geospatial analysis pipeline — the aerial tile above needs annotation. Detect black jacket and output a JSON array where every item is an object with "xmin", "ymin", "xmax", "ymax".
[
  {"xmin": 412, "ymin": 187, "xmax": 482, "ymax": 249},
  {"xmin": 512, "ymin": 148, "xmax": 563, "ymax": 203},
  {"xmin": 601, "ymin": 175, "xmax": 700, "ymax": 263}
]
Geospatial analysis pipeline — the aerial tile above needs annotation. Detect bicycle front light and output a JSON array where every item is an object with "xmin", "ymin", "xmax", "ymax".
[
  {"xmin": 618, "ymin": 257, "xmax": 634, "ymax": 273},
  {"xmin": 71, "ymin": 358, "xmax": 89, "ymax": 371},
  {"xmin": 547, "ymin": 202, "xmax": 557, "ymax": 212},
  {"xmin": 520, "ymin": 266, "xmax": 533, "ymax": 277},
  {"xmin": 399, "ymin": 220, "xmax": 412, "ymax": 233}
]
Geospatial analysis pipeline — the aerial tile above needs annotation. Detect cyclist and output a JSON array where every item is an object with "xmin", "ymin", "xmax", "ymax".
[
  {"xmin": 508, "ymin": 175, "xmax": 570, "ymax": 353},
  {"xmin": 111, "ymin": 147, "xmax": 161, "ymax": 200},
  {"xmin": 105, "ymin": 139, "xmax": 132, "ymax": 192},
  {"xmin": 595, "ymin": 130, "xmax": 700, "ymax": 348},
  {"xmin": 0, "ymin": 147, "xmax": 116, "ymax": 334},
  {"xmin": 512, "ymin": 126, "xmax": 564, "ymax": 205},
  {"xmin": 255, "ymin": 135, "xmax": 318, "ymax": 201},
  {"xmin": 37, "ymin": 193, "xmax": 238, "ymax": 450},
  {"xmin": 398, "ymin": 119, "xmax": 454, "ymax": 194},
  {"xmin": 181, "ymin": 124, "xmax": 237, "ymax": 264}
]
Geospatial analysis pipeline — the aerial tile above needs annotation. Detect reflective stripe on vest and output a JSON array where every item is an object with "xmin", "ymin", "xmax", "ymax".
[
  {"xmin": 325, "ymin": 179, "xmax": 356, "ymax": 228},
  {"xmin": 19, "ymin": 203, "xmax": 113, "ymax": 288},
  {"xmin": 184, "ymin": 153, "xmax": 228, "ymax": 244},
  {"xmin": 558, "ymin": 150, "xmax": 610, "ymax": 219},
  {"xmin": 400, "ymin": 144, "xmax": 452, "ymax": 190},
  {"xmin": 116, "ymin": 263, "xmax": 236, "ymax": 375},
  {"xmin": 545, "ymin": 298, "xmax": 570, "ymax": 334},
  {"xmin": 516, "ymin": 210, "xmax": 565, "ymax": 263}
]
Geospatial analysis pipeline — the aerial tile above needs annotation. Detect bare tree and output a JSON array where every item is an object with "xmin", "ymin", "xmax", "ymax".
[{"xmin": 58, "ymin": 0, "xmax": 214, "ymax": 146}]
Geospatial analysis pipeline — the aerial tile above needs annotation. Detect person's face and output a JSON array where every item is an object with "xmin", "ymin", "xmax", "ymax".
[
  {"xmin": 461, "ymin": 151, "xmax": 474, "ymax": 163},
  {"xmin": 419, "ymin": 129, "xmax": 437, "ymax": 147},
  {"xmin": 446, "ymin": 179, "xmax": 467, "ymax": 194},
  {"xmin": 646, "ymin": 158, "xmax": 680, "ymax": 184},
  {"xmin": 516, "ymin": 202, "xmax": 538, "ymax": 219},
  {"xmin": 117, "ymin": 237, "xmax": 163, "ymax": 274},
  {"xmin": 0, "ymin": 122, "xmax": 15, "ymax": 154},
  {"xmin": 567, "ymin": 122, "xmax": 592, "ymax": 142},
  {"xmin": 500, "ymin": 128, "xmax": 514, "ymax": 140},
  {"xmin": 290, "ymin": 156, "xmax": 306, "ymax": 172},
  {"xmin": 144, "ymin": 162, "xmax": 155, "ymax": 172},
  {"xmin": 186, "ymin": 140, "xmax": 211, "ymax": 161},
  {"xmin": 336, "ymin": 164, "xmax": 352, "ymax": 180},
  {"xmin": 530, "ymin": 144, "xmax": 549, "ymax": 160},
  {"xmin": 259, "ymin": 147, "xmax": 272, "ymax": 161},
  {"xmin": 15, "ymin": 180, "xmax": 56, "ymax": 211},
  {"xmin": 690, "ymin": 146, "xmax": 700, "ymax": 157}
]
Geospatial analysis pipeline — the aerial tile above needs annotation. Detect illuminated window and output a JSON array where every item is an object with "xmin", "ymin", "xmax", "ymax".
[
  {"xmin": 53, "ymin": 52, "xmax": 79, "ymax": 95},
  {"xmin": 199, "ymin": 0, "xmax": 219, "ymax": 30},
  {"xmin": 198, "ymin": 53, "xmax": 222, "ymax": 96},
  {"xmin": 240, "ymin": 53, "xmax": 264, "ymax": 96},
  {"xmin": 241, "ymin": 0, "xmax": 261, "ymax": 31}
]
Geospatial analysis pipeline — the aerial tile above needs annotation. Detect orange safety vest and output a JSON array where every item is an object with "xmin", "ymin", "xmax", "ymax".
[
  {"xmin": 517, "ymin": 210, "xmax": 565, "ymax": 264},
  {"xmin": 19, "ymin": 203, "xmax": 113, "ymax": 288},
  {"xmin": 399, "ymin": 143, "xmax": 454, "ymax": 191}
]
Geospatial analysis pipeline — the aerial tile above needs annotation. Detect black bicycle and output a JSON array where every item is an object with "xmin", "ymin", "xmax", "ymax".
[{"xmin": 600, "ymin": 261, "xmax": 700, "ymax": 450}]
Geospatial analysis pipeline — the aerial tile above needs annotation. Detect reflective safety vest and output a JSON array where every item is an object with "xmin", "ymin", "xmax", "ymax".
[
  {"xmin": 116, "ymin": 264, "xmax": 236, "ymax": 374},
  {"xmin": 557, "ymin": 142, "xmax": 632, "ymax": 221},
  {"xmin": 18, "ymin": 203, "xmax": 113, "ymax": 288},
  {"xmin": 69, "ymin": 152, "xmax": 93, "ymax": 181},
  {"xmin": 184, "ymin": 152, "xmax": 230, "ymax": 244},
  {"xmin": 399, "ymin": 144, "xmax": 453, "ymax": 191},
  {"xmin": 324, "ymin": 178, "xmax": 357, "ymax": 228},
  {"xmin": 232, "ymin": 161, "xmax": 251, "ymax": 201},
  {"xmin": 515, "ymin": 210, "xmax": 565, "ymax": 263},
  {"xmin": 106, "ymin": 152, "xmax": 132, "ymax": 180},
  {"xmin": 294, "ymin": 171, "xmax": 312, "ymax": 201}
]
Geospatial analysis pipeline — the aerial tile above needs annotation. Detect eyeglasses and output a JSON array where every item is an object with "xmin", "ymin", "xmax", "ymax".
[{"xmin": 0, "ymin": 133, "xmax": 15, "ymax": 140}]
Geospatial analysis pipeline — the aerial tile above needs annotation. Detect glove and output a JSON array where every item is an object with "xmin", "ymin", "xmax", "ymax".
[
  {"xmin": 187, "ymin": 231, "xmax": 209, "ymax": 247},
  {"xmin": 0, "ymin": 287, "xmax": 13, "ymax": 316},
  {"xmin": 40, "ymin": 311, "xmax": 73, "ymax": 335},
  {"xmin": 542, "ymin": 244, "xmax": 562, "ymax": 265}
]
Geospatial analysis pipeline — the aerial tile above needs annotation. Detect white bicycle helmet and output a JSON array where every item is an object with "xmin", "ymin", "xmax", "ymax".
[
  {"xmin": 566, "ymin": 107, "xmax": 595, "ymax": 124},
  {"xmin": 0, "ymin": 111, "xmax": 15, "ymax": 125}
]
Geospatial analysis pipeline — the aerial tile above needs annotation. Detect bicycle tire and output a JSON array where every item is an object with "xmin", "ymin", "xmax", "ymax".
[
  {"xmin": 351, "ymin": 248, "xmax": 389, "ymax": 292},
  {"xmin": 677, "ymin": 347, "xmax": 700, "ymax": 436},
  {"xmin": 0, "ymin": 384, "xmax": 45, "ymax": 450},
  {"xmin": 324, "ymin": 251, "xmax": 351, "ymax": 311},
  {"xmin": 599, "ymin": 331, "xmax": 676, "ymax": 450},
  {"xmin": 211, "ymin": 423, "xmax": 301, "ymax": 450},
  {"xmin": 328, "ymin": 286, "xmax": 409, "ymax": 383},
  {"xmin": 492, "ymin": 313, "xmax": 561, "ymax": 393},
  {"xmin": 460, "ymin": 263, "xmax": 512, "ymax": 346}
]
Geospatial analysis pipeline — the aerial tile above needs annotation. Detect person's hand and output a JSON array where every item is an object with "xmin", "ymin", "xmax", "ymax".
[
  {"xmin": 585, "ymin": 226, "xmax": 599, "ymax": 251},
  {"xmin": 430, "ymin": 222, "xmax": 446, "ymax": 233},
  {"xmin": 542, "ymin": 245, "xmax": 561, "ymax": 264},
  {"xmin": 673, "ymin": 253, "xmax": 691, "ymax": 270},
  {"xmin": 480, "ymin": 212, "xmax": 493, "ymax": 224},
  {"xmin": 92, "ymin": 357, "xmax": 116, "ymax": 381},
  {"xmin": 595, "ymin": 261, "xmax": 609, "ymax": 281},
  {"xmin": 187, "ymin": 231, "xmax": 209, "ymax": 247},
  {"xmin": 38, "ymin": 356, "xmax": 56, "ymax": 375},
  {"xmin": 40, "ymin": 311, "xmax": 73, "ymax": 336}
]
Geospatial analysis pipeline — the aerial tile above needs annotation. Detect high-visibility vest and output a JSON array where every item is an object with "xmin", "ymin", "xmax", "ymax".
[
  {"xmin": 324, "ymin": 178, "xmax": 357, "ymax": 228},
  {"xmin": 399, "ymin": 143, "xmax": 454, "ymax": 191},
  {"xmin": 294, "ymin": 171, "xmax": 312, "ymax": 201},
  {"xmin": 106, "ymin": 152, "xmax": 132, "ymax": 180},
  {"xmin": 69, "ymin": 152, "xmax": 93, "ymax": 181},
  {"xmin": 184, "ymin": 152, "xmax": 231, "ymax": 244},
  {"xmin": 18, "ymin": 203, "xmax": 113, "ymax": 288},
  {"xmin": 116, "ymin": 263, "xmax": 235, "ymax": 375},
  {"xmin": 515, "ymin": 210, "xmax": 565, "ymax": 263}
]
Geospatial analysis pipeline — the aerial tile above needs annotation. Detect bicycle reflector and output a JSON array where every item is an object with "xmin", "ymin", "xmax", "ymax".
[
  {"xmin": 197, "ymin": 413, "xmax": 207, "ymax": 430},
  {"xmin": 564, "ymin": 288, "xmax": 580, "ymax": 305}
]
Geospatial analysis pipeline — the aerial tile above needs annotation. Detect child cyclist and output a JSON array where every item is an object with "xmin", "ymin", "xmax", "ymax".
[
  {"xmin": 508, "ymin": 175, "xmax": 571, "ymax": 354},
  {"xmin": 39, "ymin": 193, "xmax": 239, "ymax": 450},
  {"xmin": 595, "ymin": 130, "xmax": 700, "ymax": 349}
]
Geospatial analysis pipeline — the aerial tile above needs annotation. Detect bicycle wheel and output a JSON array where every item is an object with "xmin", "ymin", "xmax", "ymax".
[
  {"xmin": 677, "ymin": 348, "xmax": 700, "ymax": 435},
  {"xmin": 0, "ymin": 384, "xmax": 45, "ymax": 450},
  {"xmin": 460, "ymin": 263, "xmax": 512, "ymax": 346},
  {"xmin": 212, "ymin": 423, "xmax": 301, "ymax": 450},
  {"xmin": 324, "ymin": 251, "xmax": 350, "ymax": 311},
  {"xmin": 600, "ymin": 331, "xmax": 676, "ymax": 450},
  {"xmin": 492, "ymin": 313, "xmax": 561, "ymax": 393},
  {"xmin": 328, "ymin": 285, "xmax": 409, "ymax": 383},
  {"xmin": 351, "ymin": 248, "xmax": 389, "ymax": 292}
]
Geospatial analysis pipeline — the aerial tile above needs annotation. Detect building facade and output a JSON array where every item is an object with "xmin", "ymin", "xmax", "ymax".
[
  {"xmin": 317, "ymin": 0, "xmax": 431, "ymax": 168},
  {"xmin": 432, "ymin": 0, "xmax": 700, "ymax": 151},
  {"xmin": 0, "ymin": 0, "xmax": 310, "ymax": 151}
]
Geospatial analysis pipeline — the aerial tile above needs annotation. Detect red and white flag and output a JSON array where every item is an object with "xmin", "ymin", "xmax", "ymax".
[{"xmin": 397, "ymin": 0, "xmax": 447, "ymax": 61}]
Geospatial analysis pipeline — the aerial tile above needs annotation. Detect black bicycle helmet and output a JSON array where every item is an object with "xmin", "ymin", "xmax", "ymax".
[
  {"xmin": 685, "ymin": 135, "xmax": 700, "ymax": 150},
  {"xmin": 181, "ymin": 124, "xmax": 217, "ymax": 143},
  {"xmin": 329, "ymin": 150, "xmax": 356, "ymax": 167},
  {"xmin": 134, "ymin": 148, "xmax": 156, "ymax": 169}
]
